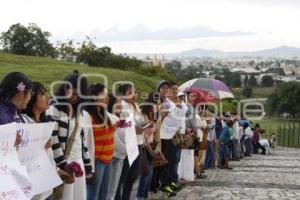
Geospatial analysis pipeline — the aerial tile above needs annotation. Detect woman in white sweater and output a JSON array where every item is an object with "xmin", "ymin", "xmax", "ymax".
[{"xmin": 46, "ymin": 72, "xmax": 93, "ymax": 200}]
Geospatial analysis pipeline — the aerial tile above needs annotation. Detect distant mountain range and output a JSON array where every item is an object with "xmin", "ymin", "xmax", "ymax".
[{"xmin": 130, "ymin": 46, "xmax": 300, "ymax": 58}]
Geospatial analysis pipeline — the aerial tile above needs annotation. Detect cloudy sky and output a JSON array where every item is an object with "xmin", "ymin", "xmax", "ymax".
[{"xmin": 1, "ymin": 0, "xmax": 300, "ymax": 53}]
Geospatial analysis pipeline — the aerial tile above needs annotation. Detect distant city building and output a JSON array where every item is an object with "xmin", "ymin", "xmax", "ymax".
[
  {"xmin": 256, "ymin": 73, "xmax": 277, "ymax": 84},
  {"xmin": 232, "ymin": 67, "xmax": 261, "ymax": 74},
  {"xmin": 281, "ymin": 62, "xmax": 296, "ymax": 75},
  {"xmin": 293, "ymin": 68, "xmax": 300, "ymax": 78},
  {"xmin": 277, "ymin": 75, "xmax": 297, "ymax": 82},
  {"xmin": 142, "ymin": 54, "xmax": 167, "ymax": 67}
]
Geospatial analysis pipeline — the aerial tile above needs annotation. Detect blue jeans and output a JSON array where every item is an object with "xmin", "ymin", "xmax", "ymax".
[
  {"xmin": 245, "ymin": 138, "xmax": 252, "ymax": 155},
  {"xmin": 87, "ymin": 160, "xmax": 113, "ymax": 200},
  {"xmin": 171, "ymin": 147, "xmax": 181, "ymax": 183},
  {"xmin": 233, "ymin": 139, "xmax": 240, "ymax": 159},
  {"xmin": 219, "ymin": 143, "xmax": 229, "ymax": 159},
  {"xmin": 228, "ymin": 140, "xmax": 234, "ymax": 159},
  {"xmin": 107, "ymin": 157, "xmax": 124, "ymax": 200},
  {"xmin": 204, "ymin": 141, "xmax": 214, "ymax": 169},
  {"xmin": 137, "ymin": 153, "xmax": 153, "ymax": 199}
]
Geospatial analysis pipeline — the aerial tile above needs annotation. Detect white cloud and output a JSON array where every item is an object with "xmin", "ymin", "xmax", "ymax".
[
  {"xmin": 52, "ymin": 25, "xmax": 254, "ymax": 42},
  {"xmin": 104, "ymin": 33, "xmax": 300, "ymax": 54},
  {"xmin": 219, "ymin": 0, "xmax": 300, "ymax": 8},
  {"xmin": 0, "ymin": 0, "xmax": 300, "ymax": 53}
]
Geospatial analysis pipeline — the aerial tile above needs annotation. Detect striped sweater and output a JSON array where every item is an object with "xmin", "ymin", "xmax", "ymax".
[
  {"xmin": 91, "ymin": 115, "xmax": 115, "ymax": 164},
  {"xmin": 46, "ymin": 106, "xmax": 93, "ymax": 174}
]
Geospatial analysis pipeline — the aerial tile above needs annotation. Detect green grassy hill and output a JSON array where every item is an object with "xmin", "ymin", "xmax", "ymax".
[
  {"xmin": 0, "ymin": 52, "xmax": 250, "ymax": 111},
  {"xmin": 0, "ymin": 52, "xmax": 165, "ymax": 96},
  {"xmin": 232, "ymin": 87, "xmax": 275, "ymax": 99}
]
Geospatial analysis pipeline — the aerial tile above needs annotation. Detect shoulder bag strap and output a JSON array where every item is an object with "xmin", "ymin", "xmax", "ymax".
[{"xmin": 65, "ymin": 116, "xmax": 79, "ymax": 158}]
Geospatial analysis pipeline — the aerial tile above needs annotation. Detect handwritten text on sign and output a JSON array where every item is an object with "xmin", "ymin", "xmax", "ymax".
[
  {"xmin": 17, "ymin": 122, "xmax": 62, "ymax": 196},
  {"xmin": 0, "ymin": 123, "xmax": 32, "ymax": 200}
]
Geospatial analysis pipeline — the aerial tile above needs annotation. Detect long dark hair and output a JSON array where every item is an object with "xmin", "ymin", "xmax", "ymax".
[
  {"xmin": 118, "ymin": 83, "xmax": 133, "ymax": 96},
  {"xmin": 118, "ymin": 83, "xmax": 138, "ymax": 110},
  {"xmin": 107, "ymin": 93, "xmax": 118, "ymax": 114},
  {"xmin": 54, "ymin": 71, "xmax": 88, "ymax": 116},
  {"xmin": 0, "ymin": 72, "xmax": 33, "ymax": 102},
  {"xmin": 85, "ymin": 83, "xmax": 111, "ymax": 126},
  {"xmin": 140, "ymin": 92, "xmax": 159, "ymax": 122},
  {"xmin": 23, "ymin": 82, "xmax": 48, "ymax": 122}
]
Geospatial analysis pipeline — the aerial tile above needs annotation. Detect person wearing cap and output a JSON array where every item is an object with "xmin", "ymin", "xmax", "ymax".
[
  {"xmin": 156, "ymin": 80, "xmax": 171, "ymax": 101},
  {"xmin": 157, "ymin": 80, "xmax": 187, "ymax": 197},
  {"xmin": 150, "ymin": 80, "xmax": 172, "ymax": 194},
  {"xmin": 177, "ymin": 91, "xmax": 195, "ymax": 183},
  {"xmin": 169, "ymin": 82, "xmax": 188, "ymax": 188},
  {"xmin": 162, "ymin": 83, "xmax": 189, "ymax": 186}
]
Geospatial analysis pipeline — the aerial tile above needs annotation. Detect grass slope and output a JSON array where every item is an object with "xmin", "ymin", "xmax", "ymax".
[
  {"xmin": 233, "ymin": 86, "xmax": 275, "ymax": 99},
  {"xmin": 0, "ymin": 52, "xmax": 162, "ymax": 95}
]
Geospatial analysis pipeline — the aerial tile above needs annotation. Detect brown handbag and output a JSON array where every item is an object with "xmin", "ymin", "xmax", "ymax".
[
  {"xmin": 152, "ymin": 151, "xmax": 168, "ymax": 167},
  {"xmin": 53, "ymin": 117, "xmax": 79, "ymax": 200},
  {"xmin": 172, "ymin": 129, "xmax": 195, "ymax": 149},
  {"xmin": 146, "ymin": 141, "xmax": 167, "ymax": 167}
]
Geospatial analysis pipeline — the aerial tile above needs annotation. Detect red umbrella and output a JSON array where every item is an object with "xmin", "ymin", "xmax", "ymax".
[{"xmin": 183, "ymin": 87, "xmax": 218, "ymax": 105}]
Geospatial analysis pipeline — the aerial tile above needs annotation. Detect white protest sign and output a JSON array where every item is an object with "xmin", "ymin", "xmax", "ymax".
[
  {"xmin": 0, "ymin": 165, "xmax": 32, "ymax": 200},
  {"xmin": 0, "ymin": 123, "xmax": 32, "ymax": 200},
  {"xmin": 0, "ymin": 123, "xmax": 18, "ymax": 163},
  {"xmin": 17, "ymin": 122, "xmax": 62, "ymax": 196},
  {"xmin": 161, "ymin": 103, "xmax": 188, "ymax": 138},
  {"xmin": 124, "ymin": 114, "xmax": 139, "ymax": 166}
]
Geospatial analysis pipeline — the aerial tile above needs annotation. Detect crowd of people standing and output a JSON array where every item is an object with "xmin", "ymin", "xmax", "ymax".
[{"xmin": 0, "ymin": 71, "xmax": 269, "ymax": 200}]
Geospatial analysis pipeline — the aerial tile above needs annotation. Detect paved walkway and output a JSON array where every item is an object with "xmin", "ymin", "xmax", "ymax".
[{"xmin": 149, "ymin": 147, "xmax": 300, "ymax": 200}]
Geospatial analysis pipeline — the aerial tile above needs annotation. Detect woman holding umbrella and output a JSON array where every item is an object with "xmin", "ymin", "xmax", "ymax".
[
  {"xmin": 179, "ymin": 78, "xmax": 234, "ymax": 100},
  {"xmin": 180, "ymin": 87, "xmax": 218, "ymax": 179}
]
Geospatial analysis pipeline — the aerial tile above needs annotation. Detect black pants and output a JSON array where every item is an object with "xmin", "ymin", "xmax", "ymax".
[
  {"xmin": 245, "ymin": 138, "xmax": 252, "ymax": 155},
  {"xmin": 228, "ymin": 140, "xmax": 234, "ymax": 159},
  {"xmin": 150, "ymin": 166, "xmax": 161, "ymax": 192},
  {"xmin": 115, "ymin": 146, "xmax": 143, "ymax": 200},
  {"xmin": 172, "ymin": 147, "xmax": 181, "ymax": 182},
  {"xmin": 159, "ymin": 139, "xmax": 178, "ymax": 187},
  {"xmin": 256, "ymin": 143, "xmax": 266, "ymax": 154}
]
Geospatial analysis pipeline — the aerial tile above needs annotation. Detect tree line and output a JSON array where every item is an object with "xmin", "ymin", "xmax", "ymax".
[
  {"xmin": 0, "ymin": 23, "xmax": 142, "ymax": 69},
  {"xmin": 267, "ymin": 82, "xmax": 300, "ymax": 118}
]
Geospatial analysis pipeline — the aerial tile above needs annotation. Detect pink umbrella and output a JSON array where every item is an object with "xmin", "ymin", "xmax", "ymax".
[
  {"xmin": 180, "ymin": 78, "xmax": 234, "ymax": 99},
  {"xmin": 183, "ymin": 87, "xmax": 218, "ymax": 105}
]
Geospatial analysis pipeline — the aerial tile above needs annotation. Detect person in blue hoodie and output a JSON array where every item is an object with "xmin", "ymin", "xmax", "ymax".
[{"xmin": 219, "ymin": 116, "xmax": 234, "ymax": 169}]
